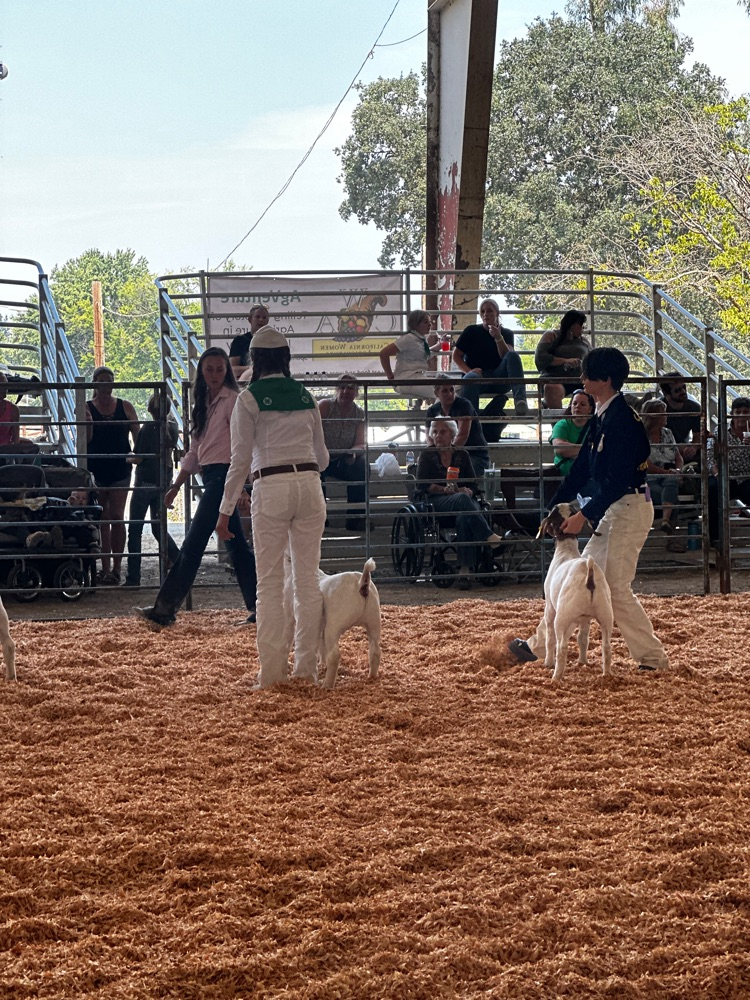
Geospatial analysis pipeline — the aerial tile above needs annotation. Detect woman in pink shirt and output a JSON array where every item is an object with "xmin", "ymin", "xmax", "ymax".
[{"xmin": 135, "ymin": 347, "xmax": 257, "ymax": 627}]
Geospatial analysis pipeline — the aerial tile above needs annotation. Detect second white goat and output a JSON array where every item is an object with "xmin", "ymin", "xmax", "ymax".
[
  {"xmin": 539, "ymin": 503, "xmax": 613, "ymax": 681},
  {"xmin": 282, "ymin": 556, "xmax": 381, "ymax": 689}
]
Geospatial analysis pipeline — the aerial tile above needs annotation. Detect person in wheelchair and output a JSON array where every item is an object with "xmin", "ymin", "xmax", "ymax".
[{"xmin": 417, "ymin": 418, "xmax": 505, "ymax": 590}]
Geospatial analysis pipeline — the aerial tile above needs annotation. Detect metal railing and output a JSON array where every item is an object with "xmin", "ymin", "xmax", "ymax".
[
  {"xmin": 0, "ymin": 257, "xmax": 80, "ymax": 456},
  {"xmin": 155, "ymin": 266, "xmax": 748, "ymax": 441}
]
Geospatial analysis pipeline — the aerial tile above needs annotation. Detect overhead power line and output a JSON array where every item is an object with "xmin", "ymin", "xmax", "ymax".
[
  {"xmin": 216, "ymin": 0, "xmax": 403, "ymax": 269},
  {"xmin": 375, "ymin": 27, "xmax": 426, "ymax": 46}
]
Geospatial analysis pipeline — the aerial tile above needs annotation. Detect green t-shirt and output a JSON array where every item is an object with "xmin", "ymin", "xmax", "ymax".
[{"xmin": 549, "ymin": 417, "xmax": 588, "ymax": 476}]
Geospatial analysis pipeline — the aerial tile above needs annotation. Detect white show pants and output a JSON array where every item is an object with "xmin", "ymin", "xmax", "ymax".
[
  {"xmin": 529, "ymin": 493, "xmax": 669, "ymax": 670},
  {"xmin": 252, "ymin": 470, "xmax": 327, "ymax": 687}
]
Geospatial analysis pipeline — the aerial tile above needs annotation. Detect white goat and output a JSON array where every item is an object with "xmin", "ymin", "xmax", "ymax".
[
  {"xmin": 539, "ymin": 503, "xmax": 613, "ymax": 681},
  {"xmin": 282, "ymin": 556, "xmax": 381, "ymax": 689},
  {"xmin": 0, "ymin": 597, "xmax": 16, "ymax": 681}
]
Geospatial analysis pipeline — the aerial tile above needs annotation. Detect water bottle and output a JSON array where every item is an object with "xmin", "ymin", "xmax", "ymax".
[
  {"xmin": 483, "ymin": 464, "xmax": 496, "ymax": 502},
  {"xmin": 687, "ymin": 521, "xmax": 701, "ymax": 551},
  {"xmin": 405, "ymin": 449, "xmax": 415, "ymax": 473}
]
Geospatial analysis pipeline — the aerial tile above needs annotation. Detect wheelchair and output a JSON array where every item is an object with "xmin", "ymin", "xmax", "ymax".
[{"xmin": 390, "ymin": 492, "xmax": 502, "ymax": 588}]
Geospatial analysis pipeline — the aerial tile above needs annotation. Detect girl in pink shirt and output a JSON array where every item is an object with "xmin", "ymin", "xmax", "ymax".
[{"xmin": 135, "ymin": 347, "xmax": 256, "ymax": 627}]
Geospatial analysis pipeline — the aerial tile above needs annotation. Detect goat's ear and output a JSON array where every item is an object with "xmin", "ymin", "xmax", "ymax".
[{"xmin": 536, "ymin": 511, "xmax": 556, "ymax": 540}]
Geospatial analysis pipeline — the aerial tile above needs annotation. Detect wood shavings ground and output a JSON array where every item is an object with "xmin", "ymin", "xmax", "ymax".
[{"xmin": 1, "ymin": 594, "xmax": 749, "ymax": 998}]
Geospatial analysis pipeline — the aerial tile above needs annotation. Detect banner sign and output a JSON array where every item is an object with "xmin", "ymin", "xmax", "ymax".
[{"xmin": 206, "ymin": 274, "xmax": 403, "ymax": 375}]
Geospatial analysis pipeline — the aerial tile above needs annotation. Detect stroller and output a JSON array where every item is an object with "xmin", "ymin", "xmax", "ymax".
[{"xmin": 0, "ymin": 462, "xmax": 102, "ymax": 602}]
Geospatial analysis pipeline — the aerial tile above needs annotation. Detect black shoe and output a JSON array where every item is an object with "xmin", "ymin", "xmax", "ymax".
[
  {"xmin": 508, "ymin": 638, "xmax": 538, "ymax": 663},
  {"xmin": 457, "ymin": 575, "xmax": 472, "ymax": 590},
  {"xmin": 235, "ymin": 610, "xmax": 257, "ymax": 626},
  {"xmin": 134, "ymin": 606, "xmax": 175, "ymax": 628},
  {"xmin": 123, "ymin": 578, "xmax": 140, "ymax": 589}
]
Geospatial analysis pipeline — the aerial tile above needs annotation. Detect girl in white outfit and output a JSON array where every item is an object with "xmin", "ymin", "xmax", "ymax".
[{"xmin": 217, "ymin": 327, "xmax": 329, "ymax": 688}]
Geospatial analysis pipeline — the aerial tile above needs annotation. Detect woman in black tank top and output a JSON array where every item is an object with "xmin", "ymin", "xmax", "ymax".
[{"xmin": 85, "ymin": 366, "xmax": 139, "ymax": 585}]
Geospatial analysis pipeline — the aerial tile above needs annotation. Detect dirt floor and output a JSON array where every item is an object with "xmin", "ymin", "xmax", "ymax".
[{"xmin": 2, "ymin": 592, "xmax": 750, "ymax": 999}]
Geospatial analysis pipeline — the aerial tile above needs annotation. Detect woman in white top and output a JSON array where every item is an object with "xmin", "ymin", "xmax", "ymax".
[
  {"xmin": 379, "ymin": 309, "xmax": 438, "ymax": 401},
  {"xmin": 217, "ymin": 327, "xmax": 329, "ymax": 689},
  {"xmin": 641, "ymin": 398, "xmax": 683, "ymax": 533}
]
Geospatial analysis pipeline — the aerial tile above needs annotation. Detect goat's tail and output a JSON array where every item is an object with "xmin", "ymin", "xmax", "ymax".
[
  {"xmin": 585, "ymin": 557, "xmax": 597, "ymax": 596},
  {"xmin": 359, "ymin": 558, "xmax": 377, "ymax": 598}
]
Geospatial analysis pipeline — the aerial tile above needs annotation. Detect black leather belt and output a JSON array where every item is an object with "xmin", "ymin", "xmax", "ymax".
[
  {"xmin": 252, "ymin": 463, "xmax": 319, "ymax": 481},
  {"xmin": 624, "ymin": 484, "xmax": 649, "ymax": 494}
]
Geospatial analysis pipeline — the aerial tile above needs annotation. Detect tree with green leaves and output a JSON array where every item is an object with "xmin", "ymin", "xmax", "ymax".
[
  {"xmin": 336, "ymin": 1, "xmax": 723, "ymax": 285},
  {"xmin": 620, "ymin": 99, "xmax": 750, "ymax": 334},
  {"xmin": 335, "ymin": 72, "xmax": 426, "ymax": 269},
  {"xmin": 45, "ymin": 249, "xmax": 161, "ymax": 412}
]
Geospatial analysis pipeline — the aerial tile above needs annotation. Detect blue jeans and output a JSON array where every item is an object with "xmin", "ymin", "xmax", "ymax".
[
  {"xmin": 460, "ymin": 351, "xmax": 526, "ymax": 410},
  {"xmin": 430, "ymin": 491, "xmax": 492, "ymax": 569},
  {"xmin": 321, "ymin": 454, "xmax": 367, "ymax": 508},
  {"xmin": 648, "ymin": 475, "xmax": 680, "ymax": 512},
  {"xmin": 126, "ymin": 484, "xmax": 181, "ymax": 585},
  {"xmin": 152, "ymin": 464, "xmax": 257, "ymax": 617}
]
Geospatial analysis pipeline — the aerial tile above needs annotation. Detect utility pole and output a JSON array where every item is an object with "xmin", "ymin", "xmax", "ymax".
[
  {"xmin": 92, "ymin": 281, "xmax": 104, "ymax": 367},
  {"xmin": 425, "ymin": 0, "xmax": 498, "ymax": 330}
]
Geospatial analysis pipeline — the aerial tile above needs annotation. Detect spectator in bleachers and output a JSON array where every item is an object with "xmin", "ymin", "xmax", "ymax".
[
  {"xmin": 85, "ymin": 366, "xmax": 140, "ymax": 585},
  {"xmin": 379, "ymin": 309, "xmax": 438, "ymax": 402},
  {"xmin": 229, "ymin": 304, "xmax": 270, "ymax": 380},
  {"xmin": 726, "ymin": 397, "xmax": 750, "ymax": 506},
  {"xmin": 424, "ymin": 375, "xmax": 490, "ymax": 478},
  {"xmin": 124, "ymin": 393, "xmax": 181, "ymax": 588},
  {"xmin": 0, "ymin": 373, "xmax": 21, "ymax": 450},
  {"xmin": 658, "ymin": 374, "xmax": 702, "ymax": 462},
  {"xmin": 319, "ymin": 374, "xmax": 369, "ymax": 532},
  {"xmin": 535, "ymin": 309, "xmax": 592, "ymax": 411},
  {"xmin": 418, "ymin": 417, "xmax": 505, "ymax": 590},
  {"xmin": 549, "ymin": 389, "xmax": 595, "ymax": 477},
  {"xmin": 708, "ymin": 396, "xmax": 750, "ymax": 545},
  {"xmin": 452, "ymin": 298, "xmax": 528, "ymax": 426},
  {"xmin": 641, "ymin": 399, "xmax": 683, "ymax": 533}
]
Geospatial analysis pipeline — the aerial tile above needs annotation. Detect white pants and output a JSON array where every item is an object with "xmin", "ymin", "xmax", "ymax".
[
  {"xmin": 252, "ymin": 470, "xmax": 327, "ymax": 687},
  {"xmin": 394, "ymin": 368, "xmax": 437, "ymax": 401},
  {"xmin": 529, "ymin": 493, "xmax": 669, "ymax": 670}
]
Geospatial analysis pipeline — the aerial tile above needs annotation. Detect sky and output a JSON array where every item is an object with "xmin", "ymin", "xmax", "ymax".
[{"xmin": 0, "ymin": 0, "xmax": 748, "ymax": 283}]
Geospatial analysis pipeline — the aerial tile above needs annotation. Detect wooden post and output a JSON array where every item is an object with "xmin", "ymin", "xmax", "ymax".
[{"xmin": 92, "ymin": 281, "xmax": 104, "ymax": 367}]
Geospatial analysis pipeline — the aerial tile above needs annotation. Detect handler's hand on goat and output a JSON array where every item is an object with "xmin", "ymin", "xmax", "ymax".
[
  {"xmin": 216, "ymin": 513, "xmax": 234, "ymax": 541},
  {"xmin": 560, "ymin": 510, "xmax": 586, "ymax": 536}
]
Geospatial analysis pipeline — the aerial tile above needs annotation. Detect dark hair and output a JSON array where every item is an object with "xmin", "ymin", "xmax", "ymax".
[
  {"xmin": 564, "ymin": 389, "xmax": 595, "ymax": 416},
  {"xmin": 249, "ymin": 345, "xmax": 292, "ymax": 383},
  {"xmin": 545, "ymin": 309, "xmax": 587, "ymax": 356},
  {"xmin": 731, "ymin": 396, "xmax": 750, "ymax": 412},
  {"xmin": 659, "ymin": 372, "xmax": 685, "ymax": 395},
  {"xmin": 560, "ymin": 310, "xmax": 587, "ymax": 338},
  {"xmin": 191, "ymin": 347, "xmax": 237, "ymax": 438},
  {"xmin": 581, "ymin": 347, "xmax": 630, "ymax": 391},
  {"xmin": 434, "ymin": 374, "xmax": 455, "ymax": 391}
]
